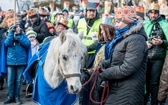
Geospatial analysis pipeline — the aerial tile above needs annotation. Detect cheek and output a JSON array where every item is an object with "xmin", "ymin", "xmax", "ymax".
[
  {"xmin": 115, "ymin": 23, "xmax": 120, "ymax": 28},
  {"xmin": 93, "ymin": 13, "xmax": 96, "ymax": 17},
  {"xmin": 154, "ymin": 14, "xmax": 158, "ymax": 17}
]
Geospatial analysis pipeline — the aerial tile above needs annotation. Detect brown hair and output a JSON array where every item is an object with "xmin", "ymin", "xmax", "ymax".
[{"xmin": 98, "ymin": 24, "xmax": 116, "ymax": 42}]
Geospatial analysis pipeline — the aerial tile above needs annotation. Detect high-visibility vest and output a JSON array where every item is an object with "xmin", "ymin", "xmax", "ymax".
[
  {"xmin": 77, "ymin": 18, "xmax": 101, "ymax": 54},
  {"xmin": 67, "ymin": 19, "xmax": 73, "ymax": 28}
]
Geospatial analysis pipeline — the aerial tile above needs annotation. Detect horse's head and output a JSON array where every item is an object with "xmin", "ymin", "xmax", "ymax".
[{"xmin": 56, "ymin": 30, "xmax": 86, "ymax": 94}]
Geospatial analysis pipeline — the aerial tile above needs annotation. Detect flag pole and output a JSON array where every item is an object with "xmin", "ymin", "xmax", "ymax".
[{"xmin": 14, "ymin": 0, "xmax": 16, "ymax": 25}]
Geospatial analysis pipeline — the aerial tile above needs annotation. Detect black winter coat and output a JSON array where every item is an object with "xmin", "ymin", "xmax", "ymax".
[
  {"xmin": 26, "ymin": 17, "xmax": 49, "ymax": 43},
  {"xmin": 19, "ymin": 20, "xmax": 26, "ymax": 32},
  {"xmin": 99, "ymin": 21, "xmax": 148, "ymax": 105}
]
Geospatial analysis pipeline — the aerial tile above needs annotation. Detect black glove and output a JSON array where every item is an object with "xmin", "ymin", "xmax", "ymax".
[
  {"xmin": 98, "ymin": 67, "xmax": 105, "ymax": 73},
  {"xmin": 158, "ymin": 101, "xmax": 165, "ymax": 105},
  {"xmin": 98, "ymin": 60, "xmax": 107, "ymax": 69},
  {"xmin": 80, "ymin": 69, "xmax": 90, "ymax": 84}
]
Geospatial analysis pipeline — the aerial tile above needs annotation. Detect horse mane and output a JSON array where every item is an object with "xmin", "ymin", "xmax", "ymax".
[
  {"xmin": 49, "ymin": 30, "xmax": 86, "ymax": 57},
  {"xmin": 43, "ymin": 29, "xmax": 86, "ymax": 88}
]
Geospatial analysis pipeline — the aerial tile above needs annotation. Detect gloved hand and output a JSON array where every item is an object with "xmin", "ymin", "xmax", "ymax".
[
  {"xmin": 80, "ymin": 69, "xmax": 90, "ymax": 84},
  {"xmin": 98, "ymin": 60, "xmax": 107, "ymax": 69},
  {"xmin": 158, "ymin": 101, "xmax": 165, "ymax": 105},
  {"xmin": 98, "ymin": 67, "xmax": 105, "ymax": 73}
]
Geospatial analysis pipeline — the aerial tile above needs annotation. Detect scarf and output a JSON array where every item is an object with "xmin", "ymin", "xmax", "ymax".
[{"xmin": 104, "ymin": 20, "xmax": 137, "ymax": 60}]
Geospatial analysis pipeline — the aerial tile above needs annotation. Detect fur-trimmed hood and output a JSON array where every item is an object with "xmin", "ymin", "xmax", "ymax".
[{"xmin": 124, "ymin": 20, "xmax": 148, "ymax": 41}]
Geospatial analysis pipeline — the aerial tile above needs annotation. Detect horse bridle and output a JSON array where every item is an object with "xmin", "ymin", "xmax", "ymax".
[
  {"xmin": 63, "ymin": 73, "xmax": 81, "ymax": 79},
  {"xmin": 58, "ymin": 58, "xmax": 81, "ymax": 79}
]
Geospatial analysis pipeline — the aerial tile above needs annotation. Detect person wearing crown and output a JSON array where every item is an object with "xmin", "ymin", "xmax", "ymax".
[
  {"xmin": 38, "ymin": 7, "xmax": 50, "ymax": 22},
  {"xmin": 135, "ymin": 6, "xmax": 145, "ymax": 20},
  {"xmin": 25, "ymin": 8, "xmax": 49, "ymax": 44},
  {"xmin": 3, "ymin": 18, "xmax": 31, "ymax": 105},
  {"xmin": 97, "ymin": 6, "xmax": 148, "ymax": 105},
  {"xmin": 42, "ymin": 16, "xmax": 69, "ymax": 45},
  {"xmin": 144, "ymin": 2, "xmax": 168, "ymax": 105}
]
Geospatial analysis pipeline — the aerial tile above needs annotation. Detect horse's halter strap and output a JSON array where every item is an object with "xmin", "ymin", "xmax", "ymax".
[
  {"xmin": 64, "ymin": 73, "xmax": 81, "ymax": 79},
  {"xmin": 58, "ymin": 57, "xmax": 81, "ymax": 79}
]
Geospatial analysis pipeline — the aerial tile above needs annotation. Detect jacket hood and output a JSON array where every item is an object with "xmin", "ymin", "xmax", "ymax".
[
  {"xmin": 124, "ymin": 20, "xmax": 148, "ymax": 41},
  {"xmin": 85, "ymin": 11, "xmax": 100, "ymax": 27}
]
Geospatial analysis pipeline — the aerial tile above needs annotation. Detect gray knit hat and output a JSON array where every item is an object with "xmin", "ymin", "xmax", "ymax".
[{"xmin": 86, "ymin": 2, "xmax": 97, "ymax": 11}]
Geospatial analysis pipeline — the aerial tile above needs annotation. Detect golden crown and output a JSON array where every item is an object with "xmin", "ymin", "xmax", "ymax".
[
  {"xmin": 27, "ymin": 9, "xmax": 37, "ymax": 17},
  {"xmin": 136, "ymin": 6, "xmax": 144, "ymax": 13},
  {"xmin": 160, "ymin": 4, "xmax": 168, "ymax": 15},
  {"xmin": 158, "ymin": 0, "xmax": 167, "ymax": 6},
  {"xmin": 149, "ymin": 2, "xmax": 160, "ymax": 10},
  {"xmin": 114, "ymin": 6, "xmax": 137, "ymax": 19}
]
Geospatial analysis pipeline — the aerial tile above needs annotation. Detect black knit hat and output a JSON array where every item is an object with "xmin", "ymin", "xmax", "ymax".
[{"xmin": 20, "ymin": 13, "xmax": 27, "ymax": 19}]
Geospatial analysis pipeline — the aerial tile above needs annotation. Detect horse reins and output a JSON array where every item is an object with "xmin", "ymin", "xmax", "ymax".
[
  {"xmin": 58, "ymin": 57, "xmax": 109, "ymax": 105},
  {"xmin": 82, "ymin": 66, "xmax": 109, "ymax": 105}
]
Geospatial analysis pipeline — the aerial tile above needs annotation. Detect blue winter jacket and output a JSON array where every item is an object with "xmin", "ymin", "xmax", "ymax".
[{"xmin": 4, "ymin": 31, "xmax": 31, "ymax": 65}]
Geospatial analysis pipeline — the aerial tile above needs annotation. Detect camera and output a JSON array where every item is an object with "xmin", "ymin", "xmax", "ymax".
[
  {"xmin": 148, "ymin": 29, "xmax": 162, "ymax": 43},
  {"xmin": 9, "ymin": 24, "xmax": 17, "ymax": 32}
]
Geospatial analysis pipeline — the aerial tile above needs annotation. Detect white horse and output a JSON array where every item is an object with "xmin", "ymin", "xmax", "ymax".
[{"xmin": 33, "ymin": 29, "xmax": 87, "ymax": 105}]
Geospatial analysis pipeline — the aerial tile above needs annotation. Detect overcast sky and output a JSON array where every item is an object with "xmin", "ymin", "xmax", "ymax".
[{"xmin": 0, "ymin": 0, "xmax": 18, "ymax": 11}]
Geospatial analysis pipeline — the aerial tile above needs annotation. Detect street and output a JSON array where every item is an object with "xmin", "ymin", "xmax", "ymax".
[{"xmin": 0, "ymin": 79, "xmax": 35, "ymax": 105}]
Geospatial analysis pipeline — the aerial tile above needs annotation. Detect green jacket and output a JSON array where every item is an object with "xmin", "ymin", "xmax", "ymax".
[{"xmin": 144, "ymin": 19, "xmax": 168, "ymax": 40}]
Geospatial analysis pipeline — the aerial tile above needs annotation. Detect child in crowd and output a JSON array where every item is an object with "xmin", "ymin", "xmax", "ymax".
[{"xmin": 26, "ymin": 30, "xmax": 39, "ymax": 56}]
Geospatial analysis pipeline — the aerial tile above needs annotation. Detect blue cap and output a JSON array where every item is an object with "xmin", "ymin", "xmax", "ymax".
[{"xmin": 86, "ymin": 2, "xmax": 97, "ymax": 11}]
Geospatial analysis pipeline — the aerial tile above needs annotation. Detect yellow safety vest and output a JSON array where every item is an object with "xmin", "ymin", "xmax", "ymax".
[
  {"xmin": 67, "ymin": 19, "xmax": 73, "ymax": 28},
  {"xmin": 77, "ymin": 18, "xmax": 101, "ymax": 54}
]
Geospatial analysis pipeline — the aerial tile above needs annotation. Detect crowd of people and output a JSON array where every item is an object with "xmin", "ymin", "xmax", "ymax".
[{"xmin": 0, "ymin": 1, "xmax": 168, "ymax": 105}]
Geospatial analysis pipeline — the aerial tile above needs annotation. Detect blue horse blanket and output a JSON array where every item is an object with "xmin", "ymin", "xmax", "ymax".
[
  {"xmin": 0, "ymin": 38, "xmax": 7, "ymax": 76},
  {"xmin": 23, "ymin": 42, "xmax": 78, "ymax": 105}
]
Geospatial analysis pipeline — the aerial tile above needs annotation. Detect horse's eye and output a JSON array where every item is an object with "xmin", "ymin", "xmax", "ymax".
[{"xmin": 62, "ymin": 55, "xmax": 68, "ymax": 61}]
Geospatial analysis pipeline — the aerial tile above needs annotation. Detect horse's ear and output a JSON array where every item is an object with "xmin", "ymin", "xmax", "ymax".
[{"xmin": 59, "ymin": 31, "xmax": 67, "ymax": 44}]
